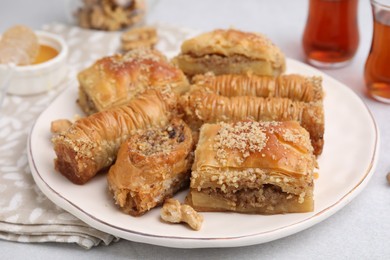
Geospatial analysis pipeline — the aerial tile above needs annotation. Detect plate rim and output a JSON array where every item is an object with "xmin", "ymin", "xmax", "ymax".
[{"xmin": 27, "ymin": 58, "xmax": 380, "ymax": 248}]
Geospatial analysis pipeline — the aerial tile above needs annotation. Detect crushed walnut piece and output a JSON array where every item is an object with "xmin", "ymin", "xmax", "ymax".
[
  {"xmin": 160, "ymin": 198, "xmax": 203, "ymax": 231},
  {"xmin": 50, "ymin": 119, "xmax": 72, "ymax": 134},
  {"xmin": 50, "ymin": 114, "xmax": 82, "ymax": 134},
  {"xmin": 121, "ymin": 26, "xmax": 158, "ymax": 51}
]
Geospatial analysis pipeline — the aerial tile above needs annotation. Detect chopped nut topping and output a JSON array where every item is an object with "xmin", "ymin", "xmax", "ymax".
[
  {"xmin": 122, "ymin": 48, "xmax": 163, "ymax": 63},
  {"xmin": 213, "ymin": 121, "xmax": 271, "ymax": 165},
  {"xmin": 132, "ymin": 124, "xmax": 181, "ymax": 156}
]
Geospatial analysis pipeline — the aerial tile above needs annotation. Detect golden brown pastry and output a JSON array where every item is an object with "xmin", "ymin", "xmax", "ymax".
[
  {"xmin": 192, "ymin": 73, "xmax": 323, "ymax": 102},
  {"xmin": 52, "ymin": 90, "xmax": 177, "ymax": 185},
  {"xmin": 173, "ymin": 29, "xmax": 286, "ymax": 77},
  {"xmin": 107, "ymin": 118, "xmax": 194, "ymax": 216},
  {"xmin": 77, "ymin": 48, "xmax": 189, "ymax": 115},
  {"xmin": 180, "ymin": 89, "xmax": 324, "ymax": 155},
  {"xmin": 187, "ymin": 121, "xmax": 317, "ymax": 214}
]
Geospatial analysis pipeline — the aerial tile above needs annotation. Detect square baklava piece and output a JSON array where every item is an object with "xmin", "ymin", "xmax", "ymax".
[
  {"xmin": 77, "ymin": 48, "xmax": 189, "ymax": 115},
  {"xmin": 187, "ymin": 121, "xmax": 317, "ymax": 214},
  {"xmin": 173, "ymin": 29, "xmax": 286, "ymax": 77},
  {"xmin": 107, "ymin": 118, "xmax": 194, "ymax": 216}
]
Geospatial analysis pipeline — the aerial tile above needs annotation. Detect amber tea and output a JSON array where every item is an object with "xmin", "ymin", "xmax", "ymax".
[
  {"xmin": 303, "ymin": 0, "xmax": 359, "ymax": 68},
  {"xmin": 364, "ymin": 5, "xmax": 390, "ymax": 102}
]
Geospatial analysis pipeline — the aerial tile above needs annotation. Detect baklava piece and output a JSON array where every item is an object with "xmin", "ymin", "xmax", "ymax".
[
  {"xmin": 173, "ymin": 29, "xmax": 285, "ymax": 77},
  {"xmin": 77, "ymin": 48, "xmax": 189, "ymax": 115},
  {"xmin": 52, "ymin": 90, "xmax": 177, "ymax": 185},
  {"xmin": 107, "ymin": 118, "xmax": 194, "ymax": 216},
  {"xmin": 192, "ymin": 73, "xmax": 324, "ymax": 102},
  {"xmin": 187, "ymin": 121, "xmax": 317, "ymax": 214},
  {"xmin": 180, "ymin": 89, "xmax": 324, "ymax": 155}
]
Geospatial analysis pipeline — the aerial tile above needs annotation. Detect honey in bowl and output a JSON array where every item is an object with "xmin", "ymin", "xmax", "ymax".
[{"xmin": 32, "ymin": 44, "xmax": 58, "ymax": 65}]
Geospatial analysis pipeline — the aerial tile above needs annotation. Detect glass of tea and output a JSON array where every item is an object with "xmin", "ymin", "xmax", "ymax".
[
  {"xmin": 364, "ymin": 0, "xmax": 390, "ymax": 103},
  {"xmin": 302, "ymin": 0, "xmax": 360, "ymax": 68}
]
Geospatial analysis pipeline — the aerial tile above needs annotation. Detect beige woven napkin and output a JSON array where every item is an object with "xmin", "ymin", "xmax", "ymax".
[{"xmin": 0, "ymin": 23, "xmax": 197, "ymax": 249}]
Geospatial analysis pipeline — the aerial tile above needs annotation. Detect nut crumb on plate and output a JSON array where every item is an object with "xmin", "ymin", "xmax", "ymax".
[
  {"xmin": 160, "ymin": 198, "xmax": 203, "ymax": 231},
  {"xmin": 50, "ymin": 119, "xmax": 72, "ymax": 134}
]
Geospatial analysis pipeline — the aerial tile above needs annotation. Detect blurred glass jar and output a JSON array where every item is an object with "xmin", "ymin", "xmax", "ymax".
[
  {"xmin": 364, "ymin": 0, "xmax": 390, "ymax": 103},
  {"xmin": 302, "ymin": 0, "xmax": 360, "ymax": 68},
  {"xmin": 67, "ymin": 0, "xmax": 146, "ymax": 31}
]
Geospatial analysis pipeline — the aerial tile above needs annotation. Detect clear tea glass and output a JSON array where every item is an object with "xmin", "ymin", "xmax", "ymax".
[
  {"xmin": 302, "ymin": 0, "xmax": 360, "ymax": 68},
  {"xmin": 364, "ymin": 0, "xmax": 390, "ymax": 103}
]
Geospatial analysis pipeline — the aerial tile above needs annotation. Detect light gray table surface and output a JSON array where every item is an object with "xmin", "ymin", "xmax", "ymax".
[{"xmin": 1, "ymin": 0, "xmax": 389, "ymax": 259}]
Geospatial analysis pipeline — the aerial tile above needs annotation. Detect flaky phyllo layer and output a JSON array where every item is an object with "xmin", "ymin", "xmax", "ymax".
[
  {"xmin": 191, "ymin": 73, "xmax": 323, "ymax": 102},
  {"xmin": 181, "ymin": 89, "xmax": 324, "ymax": 155},
  {"xmin": 173, "ymin": 29, "xmax": 286, "ymax": 77},
  {"xmin": 189, "ymin": 121, "xmax": 318, "ymax": 214},
  {"xmin": 107, "ymin": 118, "xmax": 194, "ymax": 216}
]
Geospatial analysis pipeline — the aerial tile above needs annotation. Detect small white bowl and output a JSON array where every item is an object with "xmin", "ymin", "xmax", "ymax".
[{"xmin": 0, "ymin": 31, "xmax": 68, "ymax": 95}]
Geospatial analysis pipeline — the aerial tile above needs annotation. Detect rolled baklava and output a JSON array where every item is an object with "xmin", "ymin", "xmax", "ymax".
[
  {"xmin": 107, "ymin": 118, "xmax": 194, "ymax": 216},
  {"xmin": 180, "ymin": 89, "xmax": 324, "ymax": 155},
  {"xmin": 173, "ymin": 29, "xmax": 286, "ymax": 77},
  {"xmin": 192, "ymin": 73, "xmax": 323, "ymax": 102},
  {"xmin": 52, "ymin": 90, "xmax": 177, "ymax": 185},
  {"xmin": 77, "ymin": 48, "xmax": 189, "ymax": 115},
  {"xmin": 187, "ymin": 121, "xmax": 317, "ymax": 214}
]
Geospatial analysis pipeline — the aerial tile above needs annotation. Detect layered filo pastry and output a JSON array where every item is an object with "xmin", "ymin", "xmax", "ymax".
[
  {"xmin": 187, "ymin": 121, "xmax": 317, "ymax": 214},
  {"xmin": 173, "ymin": 29, "xmax": 286, "ymax": 77},
  {"xmin": 181, "ymin": 88, "xmax": 324, "ymax": 155},
  {"xmin": 107, "ymin": 118, "xmax": 194, "ymax": 216},
  {"xmin": 77, "ymin": 48, "xmax": 189, "ymax": 115},
  {"xmin": 191, "ymin": 73, "xmax": 324, "ymax": 102},
  {"xmin": 52, "ymin": 90, "xmax": 177, "ymax": 185}
]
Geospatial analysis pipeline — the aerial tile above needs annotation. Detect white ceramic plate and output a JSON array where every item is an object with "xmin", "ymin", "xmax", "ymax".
[{"xmin": 27, "ymin": 58, "xmax": 379, "ymax": 248}]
